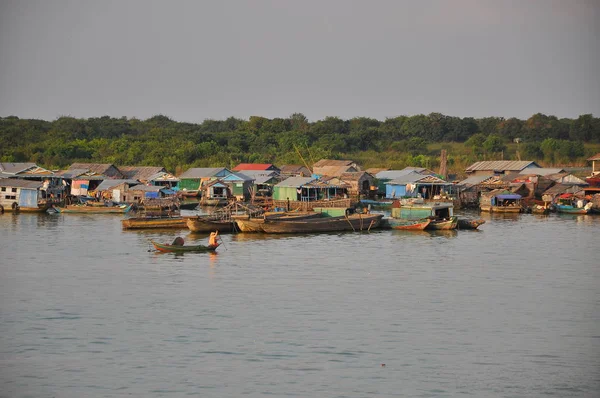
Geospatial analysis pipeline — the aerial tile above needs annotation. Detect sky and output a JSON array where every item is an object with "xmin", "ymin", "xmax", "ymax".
[{"xmin": 0, "ymin": 0, "xmax": 598, "ymax": 123}]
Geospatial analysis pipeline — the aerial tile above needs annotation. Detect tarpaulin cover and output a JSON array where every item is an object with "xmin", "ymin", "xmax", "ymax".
[
  {"xmin": 496, "ymin": 194, "xmax": 521, "ymax": 200},
  {"xmin": 558, "ymin": 193, "xmax": 573, "ymax": 199}
]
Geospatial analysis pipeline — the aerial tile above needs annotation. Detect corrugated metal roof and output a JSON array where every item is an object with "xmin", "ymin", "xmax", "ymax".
[
  {"xmin": 375, "ymin": 169, "xmax": 420, "ymax": 179},
  {"xmin": 0, "ymin": 162, "xmax": 37, "ymax": 174},
  {"xmin": 129, "ymin": 184, "xmax": 163, "ymax": 192},
  {"xmin": 518, "ymin": 168, "xmax": 565, "ymax": 176},
  {"xmin": 456, "ymin": 174, "xmax": 495, "ymax": 186},
  {"xmin": 275, "ymin": 176, "xmax": 316, "ymax": 187},
  {"xmin": 386, "ymin": 172, "xmax": 442, "ymax": 185},
  {"xmin": 178, "ymin": 167, "xmax": 228, "ymax": 179},
  {"xmin": 54, "ymin": 168, "xmax": 89, "ymax": 178},
  {"xmin": 466, "ymin": 160, "xmax": 540, "ymax": 172},
  {"xmin": 95, "ymin": 179, "xmax": 138, "ymax": 191},
  {"xmin": 223, "ymin": 171, "xmax": 253, "ymax": 182},
  {"xmin": 0, "ymin": 179, "xmax": 43, "ymax": 189},
  {"xmin": 119, "ymin": 166, "xmax": 166, "ymax": 181},
  {"xmin": 232, "ymin": 163, "xmax": 276, "ymax": 171},
  {"xmin": 68, "ymin": 163, "xmax": 116, "ymax": 174},
  {"xmin": 312, "ymin": 159, "xmax": 355, "ymax": 167}
]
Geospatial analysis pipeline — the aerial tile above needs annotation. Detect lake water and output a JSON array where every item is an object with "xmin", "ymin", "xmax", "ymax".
[{"xmin": 0, "ymin": 210, "xmax": 599, "ymax": 397}]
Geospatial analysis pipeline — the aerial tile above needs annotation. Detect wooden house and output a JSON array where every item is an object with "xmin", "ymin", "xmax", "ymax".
[
  {"xmin": 221, "ymin": 172, "xmax": 254, "ymax": 201},
  {"xmin": 272, "ymin": 176, "xmax": 352, "ymax": 210},
  {"xmin": 0, "ymin": 179, "xmax": 51, "ymax": 212},
  {"xmin": 339, "ymin": 171, "xmax": 377, "ymax": 197},
  {"xmin": 200, "ymin": 180, "xmax": 231, "ymax": 206},
  {"xmin": 236, "ymin": 170, "xmax": 281, "ymax": 198},
  {"xmin": 384, "ymin": 172, "xmax": 452, "ymax": 200},
  {"xmin": 0, "ymin": 162, "xmax": 64, "ymax": 199},
  {"xmin": 586, "ymin": 153, "xmax": 600, "ymax": 186},
  {"xmin": 177, "ymin": 167, "xmax": 230, "ymax": 195}
]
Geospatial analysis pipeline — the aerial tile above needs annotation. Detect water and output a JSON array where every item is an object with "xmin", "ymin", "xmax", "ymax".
[{"xmin": 1, "ymin": 211, "xmax": 599, "ymax": 397}]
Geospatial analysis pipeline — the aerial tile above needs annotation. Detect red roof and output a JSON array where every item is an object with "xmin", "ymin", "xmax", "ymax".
[{"xmin": 232, "ymin": 163, "xmax": 274, "ymax": 171}]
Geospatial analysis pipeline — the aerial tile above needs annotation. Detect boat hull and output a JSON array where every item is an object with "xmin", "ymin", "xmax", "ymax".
[
  {"xmin": 456, "ymin": 218, "xmax": 485, "ymax": 229},
  {"xmin": 186, "ymin": 217, "xmax": 236, "ymax": 233},
  {"xmin": 234, "ymin": 212, "xmax": 322, "ymax": 232},
  {"xmin": 425, "ymin": 216, "xmax": 458, "ymax": 230},
  {"xmin": 55, "ymin": 204, "xmax": 132, "ymax": 214},
  {"xmin": 122, "ymin": 217, "xmax": 189, "ymax": 229},
  {"xmin": 259, "ymin": 213, "xmax": 383, "ymax": 234},
  {"xmin": 555, "ymin": 205, "xmax": 590, "ymax": 214},
  {"xmin": 480, "ymin": 205, "xmax": 521, "ymax": 213},
  {"xmin": 152, "ymin": 241, "xmax": 218, "ymax": 253},
  {"xmin": 383, "ymin": 218, "xmax": 431, "ymax": 230}
]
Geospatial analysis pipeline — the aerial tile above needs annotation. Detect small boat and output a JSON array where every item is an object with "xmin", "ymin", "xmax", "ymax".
[
  {"xmin": 382, "ymin": 218, "xmax": 431, "ymax": 230},
  {"xmin": 122, "ymin": 216, "xmax": 190, "ymax": 229},
  {"xmin": 258, "ymin": 213, "xmax": 383, "ymax": 234},
  {"xmin": 456, "ymin": 218, "xmax": 485, "ymax": 230},
  {"xmin": 54, "ymin": 203, "xmax": 133, "ymax": 214},
  {"xmin": 555, "ymin": 204, "xmax": 591, "ymax": 214},
  {"xmin": 425, "ymin": 216, "xmax": 458, "ymax": 230},
  {"xmin": 186, "ymin": 216, "xmax": 236, "ymax": 233},
  {"xmin": 151, "ymin": 239, "xmax": 219, "ymax": 253},
  {"xmin": 479, "ymin": 191, "xmax": 522, "ymax": 213},
  {"xmin": 531, "ymin": 205, "xmax": 550, "ymax": 215}
]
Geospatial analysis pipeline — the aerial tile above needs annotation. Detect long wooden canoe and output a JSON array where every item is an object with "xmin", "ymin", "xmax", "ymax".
[
  {"xmin": 122, "ymin": 217, "xmax": 190, "ymax": 229},
  {"xmin": 54, "ymin": 204, "xmax": 133, "ymax": 214},
  {"xmin": 258, "ymin": 213, "xmax": 383, "ymax": 234},
  {"xmin": 425, "ymin": 216, "xmax": 458, "ymax": 230},
  {"xmin": 151, "ymin": 241, "xmax": 219, "ymax": 253},
  {"xmin": 186, "ymin": 216, "xmax": 236, "ymax": 233},
  {"xmin": 383, "ymin": 218, "xmax": 431, "ymax": 230}
]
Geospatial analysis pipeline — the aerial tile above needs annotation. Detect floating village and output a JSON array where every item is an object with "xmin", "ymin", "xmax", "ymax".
[{"xmin": 1, "ymin": 155, "xmax": 599, "ymax": 252}]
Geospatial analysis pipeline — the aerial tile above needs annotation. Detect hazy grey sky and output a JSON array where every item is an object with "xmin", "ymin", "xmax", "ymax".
[{"xmin": 0, "ymin": 0, "xmax": 598, "ymax": 122}]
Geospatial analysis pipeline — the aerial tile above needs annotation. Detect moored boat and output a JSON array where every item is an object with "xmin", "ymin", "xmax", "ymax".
[
  {"xmin": 122, "ymin": 216, "xmax": 189, "ymax": 229},
  {"xmin": 186, "ymin": 216, "xmax": 236, "ymax": 233},
  {"xmin": 258, "ymin": 213, "xmax": 383, "ymax": 234},
  {"xmin": 54, "ymin": 203, "xmax": 132, "ymax": 214},
  {"xmin": 456, "ymin": 218, "xmax": 485, "ymax": 230},
  {"xmin": 425, "ymin": 216, "xmax": 458, "ymax": 230},
  {"xmin": 382, "ymin": 218, "xmax": 431, "ymax": 230},
  {"xmin": 234, "ymin": 212, "xmax": 322, "ymax": 232},
  {"xmin": 479, "ymin": 191, "xmax": 522, "ymax": 213}
]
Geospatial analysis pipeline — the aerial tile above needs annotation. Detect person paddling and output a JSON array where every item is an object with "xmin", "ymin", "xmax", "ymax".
[{"xmin": 208, "ymin": 231, "xmax": 221, "ymax": 248}]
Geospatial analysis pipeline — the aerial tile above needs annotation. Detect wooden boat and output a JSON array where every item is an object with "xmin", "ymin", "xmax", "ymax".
[
  {"xmin": 479, "ymin": 192, "xmax": 522, "ymax": 213},
  {"xmin": 425, "ymin": 216, "xmax": 458, "ymax": 230},
  {"xmin": 151, "ymin": 240, "xmax": 219, "ymax": 253},
  {"xmin": 186, "ymin": 216, "xmax": 236, "ymax": 233},
  {"xmin": 54, "ymin": 203, "xmax": 132, "ymax": 214},
  {"xmin": 258, "ymin": 213, "xmax": 383, "ymax": 234},
  {"xmin": 122, "ymin": 216, "xmax": 190, "ymax": 229},
  {"xmin": 456, "ymin": 218, "xmax": 485, "ymax": 230},
  {"xmin": 390, "ymin": 200, "xmax": 454, "ymax": 220},
  {"xmin": 234, "ymin": 212, "xmax": 322, "ymax": 232},
  {"xmin": 531, "ymin": 205, "xmax": 550, "ymax": 215},
  {"xmin": 555, "ymin": 204, "xmax": 591, "ymax": 214},
  {"xmin": 382, "ymin": 218, "xmax": 431, "ymax": 230}
]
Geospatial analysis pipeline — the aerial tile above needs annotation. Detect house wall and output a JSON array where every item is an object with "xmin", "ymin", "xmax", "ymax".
[
  {"xmin": 273, "ymin": 186, "xmax": 299, "ymax": 201},
  {"xmin": 179, "ymin": 178, "xmax": 201, "ymax": 191},
  {"xmin": 385, "ymin": 184, "xmax": 407, "ymax": 199}
]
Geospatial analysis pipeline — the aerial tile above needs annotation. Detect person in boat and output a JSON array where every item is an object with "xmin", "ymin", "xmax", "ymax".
[
  {"xmin": 171, "ymin": 237, "xmax": 185, "ymax": 246},
  {"xmin": 208, "ymin": 231, "xmax": 220, "ymax": 248}
]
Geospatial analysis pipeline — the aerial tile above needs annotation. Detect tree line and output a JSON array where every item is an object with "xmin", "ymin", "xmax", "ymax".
[{"xmin": 1, "ymin": 112, "xmax": 598, "ymax": 175}]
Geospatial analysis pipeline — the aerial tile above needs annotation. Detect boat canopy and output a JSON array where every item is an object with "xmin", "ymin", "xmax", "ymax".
[{"xmin": 495, "ymin": 194, "xmax": 521, "ymax": 200}]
